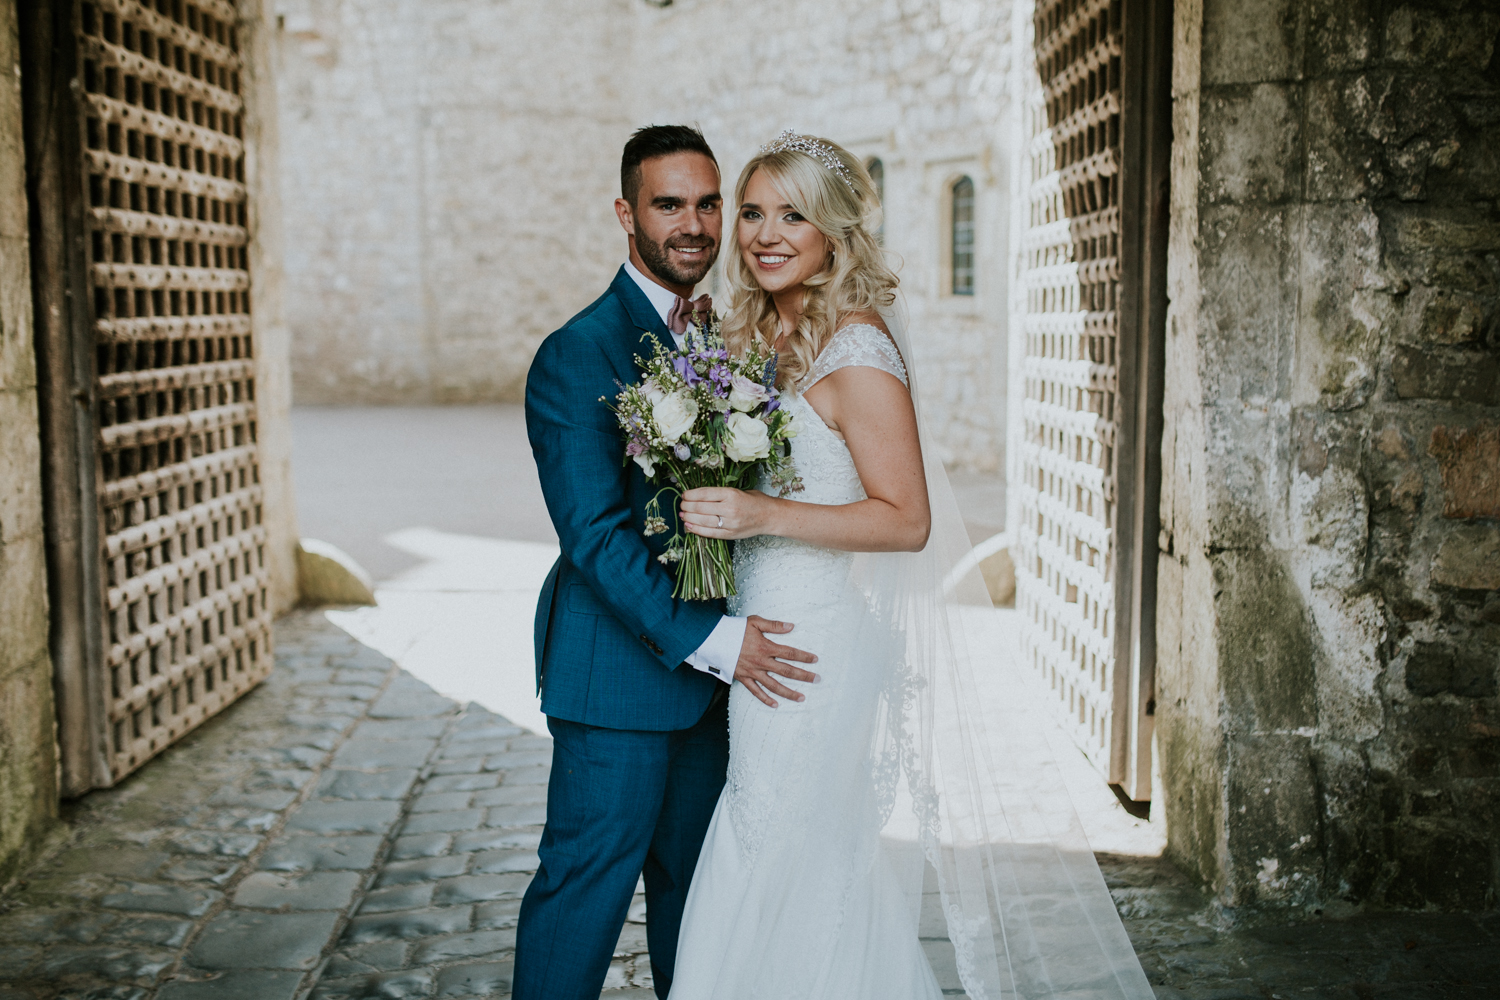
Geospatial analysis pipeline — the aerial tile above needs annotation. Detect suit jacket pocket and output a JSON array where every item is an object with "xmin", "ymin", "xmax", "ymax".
[{"xmin": 566, "ymin": 583, "xmax": 613, "ymax": 617}]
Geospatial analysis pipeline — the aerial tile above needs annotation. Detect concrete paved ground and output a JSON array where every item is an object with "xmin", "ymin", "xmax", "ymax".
[{"xmin": 290, "ymin": 405, "xmax": 1006, "ymax": 581}]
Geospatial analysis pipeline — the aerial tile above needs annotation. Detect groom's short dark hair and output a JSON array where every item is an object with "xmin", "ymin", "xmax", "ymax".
[{"xmin": 622, "ymin": 125, "xmax": 718, "ymax": 209}]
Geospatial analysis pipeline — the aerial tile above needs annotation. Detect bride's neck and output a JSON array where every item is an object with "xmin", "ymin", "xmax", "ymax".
[{"xmin": 771, "ymin": 287, "xmax": 806, "ymax": 343}]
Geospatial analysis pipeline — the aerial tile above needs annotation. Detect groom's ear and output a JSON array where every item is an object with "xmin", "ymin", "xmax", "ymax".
[{"xmin": 615, "ymin": 197, "xmax": 637, "ymax": 236}]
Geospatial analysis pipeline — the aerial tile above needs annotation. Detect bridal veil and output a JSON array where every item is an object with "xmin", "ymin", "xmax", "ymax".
[{"xmin": 859, "ymin": 297, "xmax": 1155, "ymax": 1000}]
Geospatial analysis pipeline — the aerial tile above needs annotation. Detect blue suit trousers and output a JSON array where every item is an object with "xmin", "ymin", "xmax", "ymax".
[{"xmin": 512, "ymin": 692, "xmax": 729, "ymax": 1000}]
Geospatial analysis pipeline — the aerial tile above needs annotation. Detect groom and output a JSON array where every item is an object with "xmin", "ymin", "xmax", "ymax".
[{"xmin": 515, "ymin": 125, "xmax": 818, "ymax": 1000}]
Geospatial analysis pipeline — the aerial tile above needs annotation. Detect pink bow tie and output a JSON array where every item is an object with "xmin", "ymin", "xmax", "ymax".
[{"xmin": 667, "ymin": 294, "xmax": 713, "ymax": 336}]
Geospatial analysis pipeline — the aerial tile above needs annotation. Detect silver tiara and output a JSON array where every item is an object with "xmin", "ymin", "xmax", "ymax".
[{"xmin": 759, "ymin": 130, "xmax": 856, "ymax": 190}]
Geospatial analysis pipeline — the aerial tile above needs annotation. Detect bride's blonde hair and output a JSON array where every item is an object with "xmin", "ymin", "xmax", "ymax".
[{"xmin": 721, "ymin": 136, "xmax": 898, "ymax": 388}]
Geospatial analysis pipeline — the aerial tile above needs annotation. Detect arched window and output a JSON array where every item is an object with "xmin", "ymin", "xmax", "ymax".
[
  {"xmin": 866, "ymin": 157, "xmax": 885, "ymax": 240},
  {"xmin": 951, "ymin": 175, "xmax": 975, "ymax": 296}
]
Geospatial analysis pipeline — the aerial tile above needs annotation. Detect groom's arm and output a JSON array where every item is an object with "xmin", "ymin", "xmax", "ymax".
[{"xmin": 525, "ymin": 327, "xmax": 721, "ymax": 669}]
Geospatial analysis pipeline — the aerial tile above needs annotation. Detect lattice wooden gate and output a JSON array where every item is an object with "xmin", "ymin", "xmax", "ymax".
[
  {"xmin": 26, "ymin": 0, "xmax": 271, "ymax": 793},
  {"xmin": 1012, "ymin": 0, "xmax": 1169, "ymax": 802}
]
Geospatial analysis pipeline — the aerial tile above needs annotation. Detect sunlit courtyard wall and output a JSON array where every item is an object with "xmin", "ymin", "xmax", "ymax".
[{"xmin": 273, "ymin": 0, "xmax": 1018, "ymax": 469}]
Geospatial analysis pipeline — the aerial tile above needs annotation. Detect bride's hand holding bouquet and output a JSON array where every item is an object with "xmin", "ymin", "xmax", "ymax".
[{"xmin": 610, "ymin": 316, "xmax": 801, "ymax": 600}]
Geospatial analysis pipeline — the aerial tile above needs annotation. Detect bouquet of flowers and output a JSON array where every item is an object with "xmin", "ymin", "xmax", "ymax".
[{"xmin": 612, "ymin": 316, "xmax": 801, "ymax": 600}]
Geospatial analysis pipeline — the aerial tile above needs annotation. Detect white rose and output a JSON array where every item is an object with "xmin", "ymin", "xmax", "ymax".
[
  {"xmin": 633, "ymin": 452, "xmax": 656, "ymax": 477},
  {"xmin": 652, "ymin": 391, "xmax": 699, "ymax": 443},
  {"xmin": 727, "ymin": 374, "xmax": 771, "ymax": 412},
  {"xmin": 724, "ymin": 411, "xmax": 772, "ymax": 462},
  {"xmin": 641, "ymin": 379, "xmax": 666, "ymax": 405}
]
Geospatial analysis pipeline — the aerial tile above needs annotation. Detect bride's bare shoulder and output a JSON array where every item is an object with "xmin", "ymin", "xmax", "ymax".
[{"xmin": 835, "ymin": 310, "xmax": 891, "ymax": 336}]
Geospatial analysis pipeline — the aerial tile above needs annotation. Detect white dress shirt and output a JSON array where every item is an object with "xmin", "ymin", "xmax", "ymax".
[{"xmin": 624, "ymin": 260, "xmax": 745, "ymax": 684}]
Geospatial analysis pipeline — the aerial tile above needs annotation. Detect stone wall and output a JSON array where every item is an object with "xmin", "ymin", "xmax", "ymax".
[
  {"xmin": 272, "ymin": 0, "xmax": 1016, "ymax": 469},
  {"xmin": 0, "ymin": 0, "xmax": 59, "ymax": 883},
  {"xmin": 274, "ymin": 0, "xmax": 637, "ymax": 407},
  {"xmin": 244, "ymin": 0, "xmax": 303, "ymax": 613},
  {"xmin": 1157, "ymin": 0, "xmax": 1500, "ymax": 911}
]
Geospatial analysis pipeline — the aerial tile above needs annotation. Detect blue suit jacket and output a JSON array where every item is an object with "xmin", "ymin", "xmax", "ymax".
[{"xmin": 525, "ymin": 267, "xmax": 725, "ymax": 731}]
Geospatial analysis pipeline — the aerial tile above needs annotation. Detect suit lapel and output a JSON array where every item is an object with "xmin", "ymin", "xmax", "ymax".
[{"xmin": 608, "ymin": 267, "xmax": 672, "ymax": 383}]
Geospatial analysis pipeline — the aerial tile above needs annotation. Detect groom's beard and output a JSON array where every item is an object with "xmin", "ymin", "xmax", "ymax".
[{"xmin": 636, "ymin": 231, "xmax": 718, "ymax": 289}]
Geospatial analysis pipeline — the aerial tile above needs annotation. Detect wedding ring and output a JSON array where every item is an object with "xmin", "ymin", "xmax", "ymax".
[{"xmin": 717, "ymin": 516, "xmax": 724, "ymax": 528}]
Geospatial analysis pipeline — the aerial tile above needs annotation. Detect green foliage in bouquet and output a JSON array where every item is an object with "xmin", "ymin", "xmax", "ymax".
[{"xmin": 610, "ymin": 316, "xmax": 801, "ymax": 599}]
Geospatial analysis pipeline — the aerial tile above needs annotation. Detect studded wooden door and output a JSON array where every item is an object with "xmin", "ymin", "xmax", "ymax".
[
  {"xmin": 54, "ymin": 0, "xmax": 271, "ymax": 789},
  {"xmin": 1013, "ymin": 0, "xmax": 1168, "ymax": 801}
]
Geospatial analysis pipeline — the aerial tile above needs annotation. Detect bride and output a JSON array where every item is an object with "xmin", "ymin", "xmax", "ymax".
[{"xmin": 671, "ymin": 133, "xmax": 1155, "ymax": 999}]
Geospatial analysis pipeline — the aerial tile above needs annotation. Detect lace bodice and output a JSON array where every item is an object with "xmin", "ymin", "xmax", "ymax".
[
  {"xmin": 727, "ymin": 324, "xmax": 909, "ymax": 616},
  {"xmin": 801, "ymin": 323, "xmax": 908, "ymax": 392}
]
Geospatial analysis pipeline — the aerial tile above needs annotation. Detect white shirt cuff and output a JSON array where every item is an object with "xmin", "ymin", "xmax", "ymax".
[{"xmin": 686, "ymin": 615, "xmax": 745, "ymax": 684}]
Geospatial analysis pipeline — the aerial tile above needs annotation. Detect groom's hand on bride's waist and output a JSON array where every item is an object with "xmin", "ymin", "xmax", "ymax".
[{"xmin": 735, "ymin": 616, "xmax": 819, "ymax": 708}]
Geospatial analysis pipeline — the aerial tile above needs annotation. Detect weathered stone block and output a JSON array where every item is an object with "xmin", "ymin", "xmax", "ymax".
[
  {"xmin": 316, "ymin": 768, "xmax": 422, "ymax": 801},
  {"xmin": 188, "ymin": 910, "xmax": 341, "ymax": 970},
  {"xmin": 1404, "ymin": 287, "xmax": 1488, "ymax": 346},
  {"xmin": 157, "ymin": 969, "xmax": 305, "ymax": 1000},
  {"xmin": 34, "ymin": 944, "xmax": 176, "ymax": 980},
  {"xmin": 1392, "ymin": 344, "xmax": 1500, "ymax": 405},
  {"xmin": 434, "ymin": 959, "xmax": 513, "ymax": 997},
  {"xmin": 1429, "ymin": 424, "xmax": 1500, "ymax": 519},
  {"xmin": 1223, "ymin": 734, "xmax": 1324, "ymax": 908},
  {"xmin": 410, "ymin": 929, "xmax": 515, "ymax": 965},
  {"xmin": 259, "ymin": 834, "xmax": 384, "ymax": 872},
  {"xmin": 411, "ymin": 791, "xmax": 475, "ymax": 813},
  {"xmin": 1305, "ymin": 0, "xmax": 1379, "ymax": 74},
  {"xmin": 469, "ymin": 784, "xmax": 547, "ymax": 808},
  {"xmin": 375, "ymin": 855, "xmax": 469, "ymax": 886},
  {"xmin": 1384, "ymin": 6, "xmax": 1500, "ymax": 72},
  {"xmin": 331, "ymin": 739, "xmax": 437, "ymax": 769},
  {"xmin": 1430, "ymin": 524, "xmax": 1500, "ymax": 590},
  {"xmin": 1386, "ymin": 829, "xmax": 1494, "ymax": 909},
  {"xmin": 432, "ymin": 873, "xmax": 529, "ymax": 906},
  {"xmin": 358, "ymin": 881, "xmax": 435, "ymax": 914},
  {"xmin": 389, "ymin": 833, "xmax": 453, "ymax": 859},
  {"xmin": 1404, "ymin": 641, "xmax": 1498, "ymax": 698},
  {"xmin": 323, "ymin": 940, "xmax": 409, "ymax": 977},
  {"xmin": 232, "ymin": 871, "xmax": 364, "ymax": 911},
  {"xmin": 285, "ymin": 800, "xmax": 403, "ymax": 835},
  {"xmin": 1200, "ymin": 0, "xmax": 1300, "ymax": 84},
  {"xmin": 1213, "ymin": 550, "xmax": 1318, "ymax": 729},
  {"xmin": 399, "ymin": 809, "xmax": 486, "ymax": 835},
  {"xmin": 473, "ymin": 898, "xmax": 523, "ymax": 930},
  {"xmin": 100, "ymin": 882, "xmax": 222, "ymax": 917},
  {"xmin": 342, "ymin": 906, "xmax": 473, "ymax": 944},
  {"xmin": 1200, "ymin": 84, "xmax": 1303, "ymax": 204},
  {"xmin": 312, "ymin": 969, "xmax": 435, "ymax": 1000}
]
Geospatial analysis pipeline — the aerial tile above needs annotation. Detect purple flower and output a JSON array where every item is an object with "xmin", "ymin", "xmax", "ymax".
[
  {"xmin": 626, "ymin": 438, "xmax": 645, "ymax": 457},
  {"xmin": 764, "ymin": 397, "xmax": 781, "ymax": 414},
  {"xmin": 762, "ymin": 355, "xmax": 778, "ymax": 389},
  {"xmin": 709, "ymin": 364, "xmax": 732, "ymax": 386},
  {"xmin": 673, "ymin": 355, "xmax": 702, "ymax": 387},
  {"xmin": 675, "ymin": 443, "xmax": 692, "ymax": 461}
]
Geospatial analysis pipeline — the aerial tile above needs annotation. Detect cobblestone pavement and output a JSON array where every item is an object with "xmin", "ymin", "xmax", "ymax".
[{"xmin": 2, "ymin": 612, "xmax": 1496, "ymax": 999}]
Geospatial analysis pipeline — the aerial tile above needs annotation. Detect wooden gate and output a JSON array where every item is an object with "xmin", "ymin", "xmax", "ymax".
[
  {"xmin": 24, "ymin": 0, "xmax": 272, "ymax": 794},
  {"xmin": 1012, "ymin": 0, "xmax": 1169, "ymax": 802}
]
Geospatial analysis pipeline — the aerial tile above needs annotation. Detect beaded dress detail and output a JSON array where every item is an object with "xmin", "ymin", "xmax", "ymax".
[{"xmin": 671, "ymin": 325, "xmax": 942, "ymax": 1000}]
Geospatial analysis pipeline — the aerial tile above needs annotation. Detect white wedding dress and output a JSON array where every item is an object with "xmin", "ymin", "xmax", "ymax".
[
  {"xmin": 671, "ymin": 323, "xmax": 1156, "ymax": 1000},
  {"xmin": 671, "ymin": 324, "xmax": 941, "ymax": 1000}
]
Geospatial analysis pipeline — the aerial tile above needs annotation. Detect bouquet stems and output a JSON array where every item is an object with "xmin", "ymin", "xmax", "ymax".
[{"xmin": 674, "ymin": 532, "xmax": 737, "ymax": 600}]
